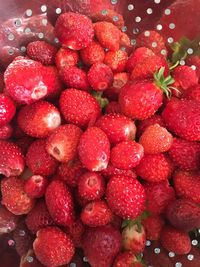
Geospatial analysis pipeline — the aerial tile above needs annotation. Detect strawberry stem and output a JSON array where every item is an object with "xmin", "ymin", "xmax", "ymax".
[{"xmin": 92, "ymin": 91, "xmax": 109, "ymax": 109}]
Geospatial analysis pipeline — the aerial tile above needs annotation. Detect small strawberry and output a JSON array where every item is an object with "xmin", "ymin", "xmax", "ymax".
[
  {"xmin": 105, "ymin": 101, "xmax": 122, "ymax": 114},
  {"xmin": 82, "ymin": 225, "xmax": 121, "ymax": 267},
  {"xmin": 26, "ymin": 139, "xmax": 58, "ymax": 176},
  {"xmin": 186, "ymin": 55, "xmax": 200, "ymax": 79},
  {"xmin": 94, "ymin": 21, "xmax": 122, "ymax": 51},
  {"xmin": 0, "ymin": 204, "xmax": 19, "ymax": 234},
  {"xmin": 77, "ymin": 171, "xmax": 105, "ymax": 201},
  {"xmin": 33, "ymin": 226, "xmax": 75, "ymax": 267},
  {"xmin": 160, "ymin": 225, "xmax": 191, "ymax": 255},
  {"xmin": 139, "ymin": 124, "xmax": 173, "ymax": 154},
  {"xmin": 0, "ymin": 94, "xmax": 16, "ymax": 126},
  {"xmin": 27, "ymin": 41, "xmax": 57, "ymax": 65},
  {"xmin": 142, "ymin": 215, "xmax": 165, "ymax": 241},
  {"xmin": 111, "ymin": 141, "xmax": 144, "ymax": 170},
  {"xmin": 184, "ymin": 84, "xmax": 200, "ymax": 102},
  {"xmin": 25, "ymin": 200, "xmax": 54, "ymax": 234},
  {"xmin": 106, "ymin": 175, "xmax": 146, "ymax": 220},
  {"xmin": 114, "ymin": 251, "xmax": 144, "ymax": 267},
  {"xmin": 168, "ymin": 137, "xmax": 200, "ymax": 171},
  {"xmin": 55, "ymin": 48, "xmax": 79, "ymax": 70},
  {"xmin": 0, "ymin": 140, "xmax": 25, "ymax": 177},
  {"xmin": 1, "ymin": 176, "xmax": 35, "ymax": 215},
  {"xmin": 24, "ymin": 175, "xmax": 48, "ymax": 198},
  {"xmin": 65, "ymin": 219, "xmax": 85, "ymax": 248},
  {"xmin": 87, "ymin": 62, "xmax": 113, "ymax": 91},
  {"xmin": 45, "ymin": 180, "xmax": 74, "ymax": 226},
  {"xmin": 0, "ymin": 124, "xmax": 13, "ymax": 139},
  {"xmin": 101, "ymin": 164, "xmax": 137, "ymax": 179},
  {"xmin": 46, "ymin": 124, "xmax": 82, "ymax": 162},
  {"xmin": 173, "ymin": 170, "xmax": 200, "ymax": 204},
  {"xmin": 120, "ymin": 33, "xmax": 133, "ymax": 55},
  {"xmin": 17, "ymin": 101, "xmax": 61, "ymax": 138},
  {"xmin": 104, "ymin": 50, "xmax": 128, "ymax": 73},
  {"xmin": 80, "ymin": 40, "xmax": 105, "ymax": 66},
  {"xmin": 81, "ymin": 200, "xmax": 113, "ymax": 227},
  {"xmin": 55, "ymin": 12, "xmax": 94, "ymax": 50},
  {"xmin": 135, "ymin": 154, "xmax": 173, "ymax": 182},
  {"xmin": 78, "ymin": 127, "xmax": 110, "ymax": 171},
  {"xmin": 96, "ymin": 113, "xmax": 136, "ymax": 145},
  {"xmin": 59, "ymin": 88, "xmax": 101, "ymax": 128}
]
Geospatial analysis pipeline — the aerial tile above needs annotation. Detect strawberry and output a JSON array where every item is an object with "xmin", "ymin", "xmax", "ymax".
[
  {"xmin": 101, "ymin": 164, "xmax": 137, "ymax": 180},
  {"xmin": 78, "ymin": 127, "xmax": 110, "ymax": 171},
  {"xmin": 55, "ymin": 48, "xmax": 79, "ymax": 70},
  {"xmin": 120, "ymin": 33, "xmax": 133, "ymax": 55},
  {"xmin": 135, "ymin": 154, "xmax": 173, "ymax": 182},
  {"xmin": 186, "ymin": 55, "xmax": 200, "ymax": 79},
  {"xmin": 45, "ymin": 180, "xmax": 74, "ymax": 226},
  {"xmin": 168, "ymin": 137, "xmax": 200, "ymax": 171},
  {"xmin": 60, "ymin": 66, "xmax": 90, "ymax": 91},
  {"xmin": 87, "ymin": 62, "xmax": 113, "ymax": 91},
  {"xmin": 24, "ymin": 175, "xmax": 48, "ymax": 198},
  {"xmin": 173, "ymin": 170, "xmax": 200, "ymax": 204},
  {"xmin": 142, "ymin": 215, "xmax": 165, "ymax": 241},
  {"xmin": 27, "ymin": 41, "xmax": 57, "ymax": 65},
  {"xmin": 1, "ymin": 176, "xmax": 35, "ymax": 215},
  {"xmin": 96, "ymin": 113, "xmax": 136, "ymax": 145},
  {"xmin": 25, "ymin": 200, "xmax": 54, "ymax": 234},
  {"xmin": 81, "ymin": 200, "xmax": 113, "ymax": 227},
  {"xmin": 139, "ymin": 124, "xmax": 173, "ymax": 154},
  {"xmin": 46, "ymin": 124, "xmax": 82, "ymax": 162},
  {"xmin": 17, "ymin": 100, "xmax": 61, "ymax": 138},
  {"xmin": 26, "ymin": 139, "xmax": 58, "ymax": 176},
  {"xmin": 162, "ymin": 98, "xmax": 200, "ymax": 141},
  {"xmin": 183, "ymin": 84, "xmax": 200, "ymax": 102},
  {"xmin": 94, "ymin": 21, "xmax": 122, "ymax": 51},
  {"xmin": 65, "ymin": 219, "xmax": 85, "ymax": 248},
  {"xmin": 0, "ymin": 124, "xmax": 13, "ymax": 139},
  {"xmin": 111, "ymin": 141, "xmax": 144, "ymax": 170},
  {"xmin": 166, "ymin": 198, "xmax": 200, "ymax": 231},
  {"xmin": 59, "ymin": 88, "xmax": 101, "ymax": 128},
  {"xmin": 104, "ymin": 50, "xmax": 128, "ymax": 73},
  {"xmin": 114, "ymin": 251, "xmax": 144, "ymax": 267},
  {"xmin": 0, "ymin": 94, "xmax": 16, "ymax": 125},
  {"xmin": 55, "ymin": 12, "xmax": 94, "ymax": 50},
  {"xmin": 105, "ymin": 101, "xmax": 122, "ymax": 114},
  {"xmin": 82, "ymin": 225, "xmax": 121, "ymax": 267},
  {"xmin": 0, "ymin": 140, "xmax": 25, "ymax": 177},
  {"xmin": 77, "ymin": 171, "xmax": 105, "ymax": 201},
  {"xmin": 160, "ymin": 225, "xmax": 191, "ymax": 255},
  {"xmin": 106, "ymin": 175, "xmax": 146, "ymax": 220},
  {"xmin": 0, "ymin": 204, "xmax": 19, "ymax": 234},
  {"xmin": 144, "ymin": 181, "xmax": 175, "ymax": 214},
  {"xmin": 80, "ymin": 40, "xmax": 105, "ymax": 66},
  {"xmin": 33, "ymin": 226, "xmax": 75, "ymax": 267}
]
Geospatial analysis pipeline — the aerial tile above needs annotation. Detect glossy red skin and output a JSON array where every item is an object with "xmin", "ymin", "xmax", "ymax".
[
  {"xmin": 56, "ymin": 48, "xmax": 79, "ymax": 70},
  {"xmin": 101, "ymin": 164, "xmax": 137, "ymax": 179},
  {"xmin": 78, "ymin": 127, "xmax": 110, "ymax": 172},
  {"xmin": 0, "ymin": 124, "xmax": 13, "ymax": 139},
  {"xmin": 65, "ymin": 219, "xmax": 85, "ymax": 248},
  {"xmin": 183, "ymin": 84, "xmax": 200, "ymax": 102},
  {"xmin": 105, "ymin": 101, "xmax": 122, "ymax": 114},
  {"xmin": 26, "ymin": 139, "xmax": 58, "ymax": 176},
  {"xmin": 55, "ymin": 12, "xmax": 94, "ymax": 50},
  {"xmin": 24, "ymin": 175, "xmax": 49, "ymax": 198},
  {"xmin": 0, "ymin": 204, "xmax": 19, "ymax": 234},
  {"xmin": 0, "ymin": 94, "xmax": 16, "ymax": 126},
  {"xmin": 142, "ymin": 215, "xmax": 165, "ymax": 241},
  {"xmin": 114, "ymin": 251, "xmax": 143, "ymax": 267},
  {"xmin": 80, "ymin": 40, "xmax": 105, "ymax": 66},
  {"xmin": 104, "ymin": 50, "xmax": 128, "ymax": 73}
]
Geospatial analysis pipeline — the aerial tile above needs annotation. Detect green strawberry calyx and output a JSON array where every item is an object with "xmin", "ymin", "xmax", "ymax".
[
  {"xmin": 92, "ymin": 91, "xmax": 109, "ymax": 109},
  {"xmin": 122, "ymin": 211, "xmax": 150, "ymax": 233}
]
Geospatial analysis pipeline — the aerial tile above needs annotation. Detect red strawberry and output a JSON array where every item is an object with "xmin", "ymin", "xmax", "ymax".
[
  {"xmin": 60, "ymin": 66, "xmax": 90, "ymax": 91},
  {"xmin": 101, "ymin": 164, "xmax": 137, "ymax": 179},
  {"xmin": 111, "ymin": 141, "xmax": 144, "ymax": 170},
  {"xmin": 0, "ymin": 124, "xmax": 13, "ymax": 139},
  {"xmin": 135, "ymin": 154, "xmax": 173, "ymax": 182},
  {"xmin": 166, "ymin": 198, "xmax": 200, "ymax": 231},
  {"xmin": 120, "ymin": 33, "xmax": 133, "ymax": 55},
  {"xmin": 55, "ymin": 48, "xmax": 79, "ymax": 70},
  {"xmin": 26, "ymin": 139, "xmax": 58, "ymax": 176},
  {"xmin": 139, "ymin": 124, "xmax": 173, "ymax": 154},
  {"xmin": 184, "ymin": 84, "xmax": 200, "ymax": 102},
  {"xmin": 96, "ymin": 113, "xmax": 136, "ymax": 145},
  {"xmin": 105, "ymin": 101, "xmax": 122, "ymax": 114},
  {"xmin": 104, "ymin": 50, "xmax": 128, "ymax": 73},
  {"xmin": 106, "ymin": 175, "xmax": 146, "ymax": 220},
  {"xmin": 55, "ymin": 12, "xmax": 94, "ymax": 50},
  {"xmin": 81, "ymin": 200, "xmax": 113, "ymax": 227},
  {"xmin": 0, "ymin": 204, "xmax": 19, "ymax": 234},
  {"xmin": 1, "ymin": 176, "xmax": 35, "ymax": 215},
  {"xmin": 160, "ymin": 225, "xmax": 191, "ymax": 255},
  {"xmin": 114, "ymin": 251, "xmax": 144, "ymax": 267},
  {"xmin": 78, "ymin": 127, "xmax": 110, "ymax": 171},
  {"xmin": 87, "ymin": 62, "xmax": 113, "ymax": 91},
  {"xmin": 82, "ymin": 225, "xmax": 121, "ymax": 267},
  {"xmin": 0, "ymin": 140, "xmax": 25, "ymax": 177},
  {"xmin": 17, "ymin": 101, "xmax": 61, "ymax": 138},
  {"xmin": 65, "ymin": 219, "xmax": 85, "ymax": 248},
  {"xmin": 144, "ymin": 181, "xmax": 175, "ymax": 214},
  {"xmin": 46, "ymin": 124, "xmax": 82, "ymax": 162},
  {"xmin": 59, "ymin": 88, "xmax": 101, "ymax": 128},
  {"xmin": 24, "ymin": 175, "xmax": 48, "ymax": 198},
  {"xmin": 25, "ymin": 200, "xmax": 54, "ymax": 234},
  {"xmin": 173, "ymin": 170, "xmax": 200, "ymax": 204},
  {"xmin": 33, "ymin": 226, "xmax": 75, "ymax": 267},
  {"xmin": 186, "ymin": 55, "xmax": 200, "ymax": 79},
  {"xmin": 0, "ymin": 94, "xmax": 15, "ymax": 125},
  {"xmin": 142, "ymin": 215, "xmax": 165, "ymax": 241},
  {"xmin": 45, "ymin": 180, "xmax": 74, "ymax": 226},
  {"xmin": 94, "ymin": 22, "xmax": 122, "ymax": 51},
  {"xmin": 80, "ymin": 40, "xmax": 105, "ymax": 66},
  {"xmin": 27, "ymin": 41, "xmax": 57, "ymax": 65},
  {"xmin": 77, "ymin": 171, "xmax": 105, "ymax": 201},
  {"xmin": 137, "ymin": 114, "xmax": 165, "ymax": 137},
  {"xmin": 168, "ymin": 137, "xmax": 200, "ymax": 171}
]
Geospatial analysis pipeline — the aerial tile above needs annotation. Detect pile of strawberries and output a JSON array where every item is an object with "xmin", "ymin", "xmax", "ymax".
[{"xmin": 0, "ymin": 9, "xmax": 200, "ymax": 267}]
